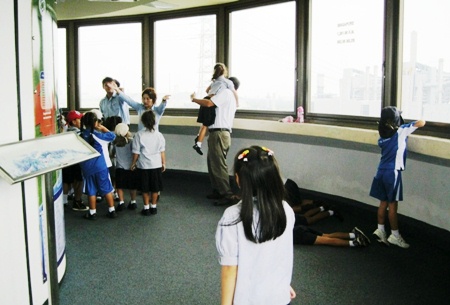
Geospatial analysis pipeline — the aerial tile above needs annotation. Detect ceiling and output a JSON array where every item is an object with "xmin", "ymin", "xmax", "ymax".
[{"xmin": 55, "ymin": 0, "xmax": 239, "ymax": 21}]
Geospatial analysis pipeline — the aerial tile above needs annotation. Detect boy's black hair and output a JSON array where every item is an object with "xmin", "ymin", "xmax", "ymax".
[
  {"xmin": 378, "ymin": 106, "xmax": 404, "ymax": 138},
  {"xmin": 141, "ymin": 110, "xmax": 156, "ymax": 131},
  {"xmin": 229, "ymin": 76, "xmax": 240, "ymax": 90},
  {"xmin": 80, "ymin": 112, "xmax": 98, "ymax": 147}
]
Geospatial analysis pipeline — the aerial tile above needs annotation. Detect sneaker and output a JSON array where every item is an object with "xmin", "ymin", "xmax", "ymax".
[
  {"xmin": 84, "ymin": 212, "xmax": 97, "ymax": 220},
  {"xmin": 127, "ymin": 202, "xmax": 138, "ymax": 210},
  {"xmin": 353, "ymin": 236, "xmax": 368, "ymax": 247},
  {"xmin": 141, "ymin": 208, "xmax": 151, "ymax": 216},
  {"xmin": 116, "ymin": 203, "xmax": 125, "ymax": 212},
  {"xmin": 193, "ymin": 144, "xmax": 203, "ymax": 155},
  {"xmin": 352, "ymin": 227, "xmax": 371, "ymax": 244},
  {"xmin": 150, "ymin": 207, "xmax": 157, "ymax": 215},
  {"xmin": 108, "ymin": 210, "xmax": 117, "ymax": 219},
  {"xmin": 387, "ymin": 234, "xmax": 410, "ymax": 248},
  {"xmin": 72, "ymin": 200, "xmax": 89, "ymax": 212},
  {"xmin": 373, "ymin": 229, "xmax": 389, "ymax": 246}
]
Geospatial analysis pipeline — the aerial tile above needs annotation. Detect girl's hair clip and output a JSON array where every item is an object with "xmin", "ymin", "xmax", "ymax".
[
  {"xmin": 261, "ymin": 146, "xmax": 274, "ymax": 156},
  {"xmin": 238, "ymin": 149, "xmax": 250, "ymax": 162}
]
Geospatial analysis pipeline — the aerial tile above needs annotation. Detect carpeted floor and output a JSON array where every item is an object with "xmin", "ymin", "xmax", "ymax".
[{"xmin": 59, "ymin": 170, "xmax": 450, "ymax": 305}]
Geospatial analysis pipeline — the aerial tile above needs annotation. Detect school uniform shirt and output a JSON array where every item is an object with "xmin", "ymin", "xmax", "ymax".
[
  {"xmin": 215, "ymin": 200, "xmax": 295, "ymax": 305},
  {"xmin": 79, "ymin": 129, "xmax": 116, "ymax": 177},
  {"xmin": 132, "ymin": 128, "xmax": 165, "ymax": 169},
  {"xmin": 377, "ymin": 121, "xmax": 418, "ymax": 171},
  {"xmin": 115, "ymin": 141, "xmax": 133, "ymax": 170},
  {"xmin": 123, "ymin": 99, "xmax": 167, "ymax": 132},
  {"xmin": 208, "ymin": 76, "xmax": 234, "ymax": 95},
  {"xmin": 99, "ymin": 92, "xmax": 134, "ymax": 125}
]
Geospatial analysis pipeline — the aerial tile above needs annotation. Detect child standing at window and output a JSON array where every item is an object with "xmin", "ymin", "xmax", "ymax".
[
  {"xmin": 215, "ymin": 146, "xmax": 296, "ymax": 305},
  {"xmin": 370, "ymin": 106, "xmax": 425, "ymax": 248},
  {"xmin": 131, "ymin": 110, "xmax": 166, "ymax": 216},
  {"xmin": 79, "ymin": 111, "xmax": 117, "ymax": 220}
]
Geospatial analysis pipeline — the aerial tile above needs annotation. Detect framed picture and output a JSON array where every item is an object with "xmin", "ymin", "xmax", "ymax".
[{"xmin": 0, "ymin": 132, "xmax": 99, "ymax": 184}]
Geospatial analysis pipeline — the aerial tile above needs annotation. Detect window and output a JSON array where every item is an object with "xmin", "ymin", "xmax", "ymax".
[
  {"xmin": 401, "ymin": 0, "xmax": 450, "ymax": 123},
  {"xmin": 78, "ymin": 23, "xmax": 142, "ymax": 109},
  {"xmin": 310, "ymin": 0, "xmax": 384, "ymax": 117},
  {"xmin": 57, "ymin": 28, "xmax": 67, "ymax": 109},
  {"xmin": 229, "ymin": 2, "xmax": 296, "ymax": 112},
  {"xmin": 154, "ymin": 15, "xmax": 216, "ymax": 109}
]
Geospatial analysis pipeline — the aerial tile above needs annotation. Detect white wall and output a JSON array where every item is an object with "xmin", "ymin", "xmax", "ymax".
[{"xmin": 159, "ymin": 117, "xmax": 450, "ymax": 233}]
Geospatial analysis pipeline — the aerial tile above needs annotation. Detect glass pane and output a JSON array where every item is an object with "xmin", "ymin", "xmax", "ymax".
[
  {"xmin": 57, "ymin": 28, "xmax": 67, "ymax": 109},
  {"xmin": 310, "ymin": 0, "xmax": 384, "ymax": 117},
  {"xmin": 78, "ymin": 23, "xmax": 142, "ymax": 109},
  {"xmin": 229, "ymin": 2, "xmax": 296, "ymax": 112},
  {"xmin": 154, "ymin": 15, "xmax": 216, "ymax": 109},
  {"xmin": 401, "ymin": 0, "xmax": 450, "ymax": 123}
]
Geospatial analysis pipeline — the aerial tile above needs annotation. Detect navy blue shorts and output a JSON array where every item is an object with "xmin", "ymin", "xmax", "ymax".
[
  {"xmin": 62, "ymin": 164, "xmax": 82, "ymax": 184},
  {"xmin": 293, "ymin": 225, "xmax": 323, "ymax": 245},
  {"xmin": 369, "ymin": 169, "xmax": 403, "ymax": 202},
  {"xmin": 83, "ymin": 169, "xmax": 114, "ymax": 196}
]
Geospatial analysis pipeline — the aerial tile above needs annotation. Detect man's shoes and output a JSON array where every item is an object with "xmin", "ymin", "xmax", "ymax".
[
  {"xmin": 127, "ymin": 202, "xmax": 138, "ymax": 210},
  {"xmin": 84, "ymin": 212, "xmax": 97, "ymax": 220},
  {"xmin": 72, "ymin": 200, "xmax": 89, "ymax": 211},
  {"xmin": 373, "ymin": 229, "xmax": 389, "ymax": 246},
  {"xmin": 150, "ymin": 207, "xmax": 157, "ymax": 215},
  {"xmin": 387, "ymin": 234, "xmax": 410, "ymax": 248},
  {"xmin": 141, "ymin": 208, "xmax": 151, "ymax": 216},
  {"xmin": 352, "ymin": 227, "xmax": 371, "ymax": 244},
  {"xmin": 116, "ymin": 203, "xmax": 125, "ymax": 211},
  {"xmin": 108, "ymin": 210, "xmax": 117, "ymax": 219},
  {"xmin": 207, "ymin": 192, "xmax": 224, "ymax": 200},
  {"xmin": 214, "ymin": 195, "xmax": 240, "ymax": 206},
  {"xmin": 193, "ymin": 144, "xmax": 203, "ymax": 155}
]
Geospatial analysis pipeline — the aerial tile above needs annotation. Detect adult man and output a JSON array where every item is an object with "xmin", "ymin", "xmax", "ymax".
[
  {"xmin": 99, "ymin": 77, "xmax": 135, "ymax": 125},
  {"xmin": 191, "ymin": 83, "xmax": 238, "ymax": 205}
]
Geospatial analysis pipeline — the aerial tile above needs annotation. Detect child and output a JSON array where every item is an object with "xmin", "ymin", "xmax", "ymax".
[
  {"xmin": 193, "ymin": 63, "xmax": 239, "ymax": 155},
  {"xmin": 109, "ymin": 82, "xmax": 170, "ymax": 132},
  {"xmin": 370, "ymin": 106, "xmax": 425, "ymax": 248},
  {"xmin": 113, "ymin": 123, "xmax": 138, "ymax": 211},
  {"xmin": 62, "ymin": 110, "xmax": 88, "ymax": 211},
  {"xmin": 103, "ymin": 115, "xmax": 123, "ymax": 200},
  {"xmin": 294, "ymin": 225, "xmax": 370, "ymax": 247},
  {"xmin": 79, "ymin": 111, "xmax": 117, "ymax": 220},
  {"xmin": 131, "ymin": 110, "xmax": 166, "ymax": 216},
  {"xmin": 215, "ymin": 146, "xmax": 296, "ymax": 304}
]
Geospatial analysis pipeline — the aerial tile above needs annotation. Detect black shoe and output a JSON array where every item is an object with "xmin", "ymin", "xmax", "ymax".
[
  {"xmin": 84, "ymin": 212, "xmax": 97, "ymax": 220},
  {"xmin": 353, "ymin": 236, "xmax": 368, "ymax": 248},
  {"xmin": 352, "ymin": 227, "xmax": 371, "ymax": 244},
  {"xmin": 127, "ymin": 202, "xmax": 137, "ymax": 210},
  {"xmin": 330, "ymin": 209, "xmax": 344, "ymax": 222},
  {"xmin": 116, "ymin": 203, "xmax": 125, "ymax": 211},
  {"xmin": 193, "ymin": 144, "xmax": 203, "ymax": 155},
  {"xmin": 141, "ymin": 208, "xmax": 151, "ymax": 216},
  {"xmin": 72, "ymin": 200, "xmax": 89, "ymax": 212},
  {"xmin": 96, "ymin": 195, "xmax": 103, "ymax": 202},
  {"xmin": 150, "ymin": 207, "xmax": 157, "ymax": 215},
  {"xmin": 108, "ymin": 210, "xmax": 117, "ymax": 218}
]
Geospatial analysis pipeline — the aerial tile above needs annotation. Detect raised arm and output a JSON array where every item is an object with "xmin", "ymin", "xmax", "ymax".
[
  {"xmin": 414, "ymin": 120, "xmax": 426, "ymax": 128},
  {"xmin": 190, "ymin": 92, "xmax": 215, "ymax": 107}
]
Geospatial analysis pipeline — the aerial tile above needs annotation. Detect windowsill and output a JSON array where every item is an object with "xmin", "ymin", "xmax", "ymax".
[{"xmin": 132, "ymin": 115, "xmax": 450, "ymax": 161}]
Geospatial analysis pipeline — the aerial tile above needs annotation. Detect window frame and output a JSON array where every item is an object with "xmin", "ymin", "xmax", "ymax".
[{"xmin": 57, "ymin": 0, "xmax": 450, "ymax": 139}]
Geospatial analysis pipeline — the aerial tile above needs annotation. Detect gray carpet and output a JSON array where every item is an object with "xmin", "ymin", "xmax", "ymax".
[{"xmin": 59, "ymin": 170, "xmax": 450, "ymax": 305}]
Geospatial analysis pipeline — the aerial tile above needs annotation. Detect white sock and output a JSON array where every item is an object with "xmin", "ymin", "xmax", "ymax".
[
  {"xmin": 378, "ymin": 224, "xmax": 385, "ymax": 232},
  {"xmin": 319, "ymin": 206, "xmax": 325, "ymax": 211},
  {"xmin": 90, "ymin": 209, "xmax": 96, "ymax": 215},
  {"xmin": 151, "ymin": 204, "xmax": 157, "ymax": 208},
  {"xmin": 349, "ymin": 233, "xmax": 356, "ymax": 239},
  {"xmin": 196, "ymin": 142, "xmax": 202, "ymax": 147},
  {"xmin": 119, "ymin": 201, "xmax": 124, "ymax": 205},
  {"xmin": 143, "ymin": 204, "xmax": 150, "ymax": 210},
  {"xmin": 108, "ymin": 207, "xmax": 115, "ymax": 212},
  {"xmin": 328, "ymin": 210, "xmax": 334, "ymax": 216},
  {"xmin": 349, "ymin": 240, "xmax": 356, "ymax": 247},
  {"xmin": 392, "ymin": 229, "xmax": 400, "ymax": 238},
  {"xmin": 130, "ymin": 200, "xmax": 136, "ymax": 204}
]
